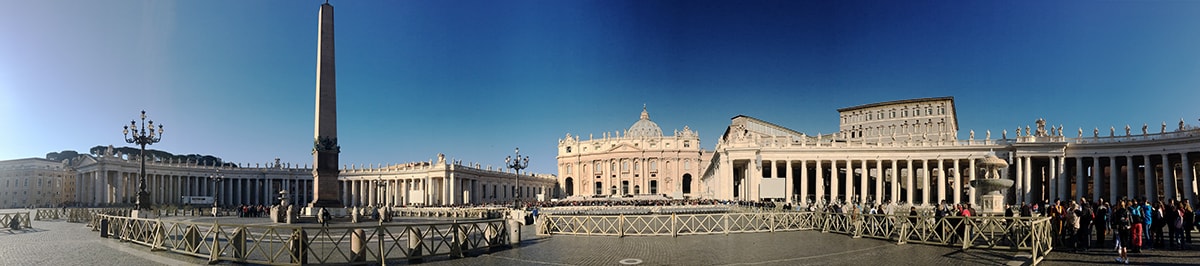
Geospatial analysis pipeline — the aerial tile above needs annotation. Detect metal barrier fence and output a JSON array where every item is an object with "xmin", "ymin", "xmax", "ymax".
[
  {"xmin": 541, "ymin": 212, "xmax": 1053, "ymax": 265},
  {"xmin": 0, "ymin": 211, "xmax": 33, "ymax": 229},
  {"xmin": 390, "ymin": 208, "xmax": 505, "ymax": 219},
  {"xmin": 538, "ymin": 212, "xmax": 819, "ymax": 237},
  {"xmin": 92, "ymin": 213, "xmax": 511, "ymax": 265}
]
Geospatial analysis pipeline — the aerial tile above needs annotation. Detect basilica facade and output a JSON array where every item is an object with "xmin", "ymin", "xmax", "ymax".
[
  {"xmin": 560, "ymin": 97, "xmax": 1200, "ymax": 207},
  {"xmin": 556, "ymin": 107, "xmax": 710, "ymax": 199}
]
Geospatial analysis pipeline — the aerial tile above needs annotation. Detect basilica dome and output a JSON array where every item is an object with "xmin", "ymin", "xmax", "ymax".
[{"xmin": 628, "ymin": 106, "xmax": 663, "ymax": 138}]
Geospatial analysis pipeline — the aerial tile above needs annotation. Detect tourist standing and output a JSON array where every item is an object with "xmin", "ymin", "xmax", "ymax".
[
  {"xmin": 1095, "ymin": 201, "xmax": 1110, "ymax": 248},
  {"xmin": 1076, "ymin": 202, "xmax": 1093, "ymax": 252},
  {"xmin": 1112, "ymin": 199, "xmax": 1131, "ymax": 264}
]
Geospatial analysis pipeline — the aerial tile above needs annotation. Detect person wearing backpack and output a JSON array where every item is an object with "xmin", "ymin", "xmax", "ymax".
[
  {"xmin": 1130, "ymin": 198, "xmax": 1145, "ymax": 253},
  {"xmin": 1112, "ymin": 199, "xmax": 1131, "ymax": 264},
  {"xmin": 1150, "ymin": 200, "xmax": 1165, "ymax": 249},
  {"xmin": 1076, "ymin": 202, "xmax": 1094, "ymax": 252}
]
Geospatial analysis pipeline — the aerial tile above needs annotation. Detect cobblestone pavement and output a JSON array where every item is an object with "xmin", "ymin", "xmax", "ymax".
[{"xmin": 4, "ymin": 217, "xmax": 1198, "ymax": 266}]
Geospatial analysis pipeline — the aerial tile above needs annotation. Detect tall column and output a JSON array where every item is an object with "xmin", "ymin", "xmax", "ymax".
[
  {"xmin": 800, "ymin": 160, "xmax": 808, "ymax": 205},
  {"xmin": 860, "ymin": 159, "xmax": 868, "ymax": 203},
  {"xmin": 1092, "ymin": 156, "xmax": 1101, "ymax": 203},
  {"xmin": 1182, "ymin": 153, "xmax": 1195, "ymax": 203},
  {"xmin": 874, "ymin": 160, "xmax": 883, "ymax": 205},
  {"xmin": 1144, "ymin": 155, "xmax": 1155, "ymax": 200},
  {"xmin": 1048, "ymin": 157, "xmax": 1057, "ymax": 202},
  {"xmin": 968, "ymin": 158, "xmax": 977, "ymax": 206},
  {"xmin": 785, "ymin": 160, "xmax": 794, "ymax": 204},
  {"xmin": 1076, "ymin": 158, "xmax": 1085, "ymax": 201},
  {"xmin": 1015, "ymin": 156, "xmax": 1023, "ymax": 205},
  {"xmin": 952, "ymin": 159, "xmax": 961, "ymax": 204},
  {"xmin": 1109, "ymin": 156, "xmax": 1118, "ymax": 203},
  {"xmin": 937, "ymin": 159, "xmax": 945, "ymax": 204},
  {"xmin": 815, "ymin": 160, "xmax": 824, "ymax": 204},
  {"xmin": 1057, "ymin": 157, "xmax": 1066, "ymax": 202},
  {"xmin": 1127, "ymin": 156, "xmax": 1136, "ymax": 199},
  {"xmin": 1163, "ymin": 154, "xmax": 1175, "ymax": 200},
  {"xmin": 1024, "ymin": 156, "xmax": 1033, "ymax": 204},
  {"xmin": 920, "ymin": 160, "xmax": 929, "ymax": 206},
  {"xmin": 906, "ymin": 159, "xmax": 914, "ymax": 205}
]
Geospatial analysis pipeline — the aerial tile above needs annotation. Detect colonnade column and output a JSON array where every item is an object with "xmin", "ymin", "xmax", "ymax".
[
  {"xmin": 859, "ymin": 159, "xmax": 868, "ymax": 203},
  {"xmin": 1015, "ymin": 156, "xmax": 1023, "ymax": 205},
  {"xmin": 1092, "ymin": 157, "xmax": 1101, "ymax": 203},
  {"xmin": 1057, "ymin": 157, "xmax": 1066, "ymax": 202},
  {"xmin": 785, "ymin": 160, "xmax": 793, "ymax": 204},
  {"xmin": 1144, "ymin": 156, "xmax": 1155, "ymax": 200},
  {"xmin": 1182, "ymin": 153, "xmax": 1195, "ymax": 203},
  {"xmin": 906, "ymin": 159, "xmax": 914, "ymax": 205},
  {"xmin": 1163, "ymin": 154, "xmax": 1175, "ymax": 200},
  {"xmin": 830, "ymin": 160, "xmax": 839, "ymax": 203},
  {"xmin": 889, "ymin": 161, "xmax": 898, "ymax": 204},
  {"xmin": 1076, "ymin": 158, "xmax": 1085, "ymax": 201},
  {"xmin": 874, "ymin": 160, "xmax": 883, "ymax": 205},
  {"xmin": 799, "ymin": 160, "xmax": 808, "ymax": 205},
  {"xmin": 968, "ymin": 158, "xmax": 977, "ymax": 206},
  {"xmin": 1048, "ymin": 157, "xmax": 1057, "ymax": 202},
  {"xmin": 1127, "ymin": 156, "xmax": 1136, "ymax": 199},
  {"xmin": 815, "ymin": 160, "xmax": 824, "ymax": 204},
  {"xmin": 936, "ymin": 159, "xmax": 945, "ymax": 205},
  {"xmin": 1024, "ymin": 156, "xmax": 1032, "ymax": 204},
  {"xmin": 952, "ymin": 159, "xmax": 961, "ymax": 204},
  {"xmin": 1109, "ymin": 156, "xmax": 1119, "ymax": 203},
  {"xmin": 921, "ymin": 160, "xmax": 930, "ymax": 206}
]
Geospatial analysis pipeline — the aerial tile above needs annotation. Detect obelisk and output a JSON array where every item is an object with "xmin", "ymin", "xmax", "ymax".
[{"xmin": 309, "ymin": 2, "xmax": 342, "ymax": 213}]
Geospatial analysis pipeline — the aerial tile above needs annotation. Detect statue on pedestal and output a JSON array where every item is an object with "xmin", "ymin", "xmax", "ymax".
[
  {"xmin": 1142, "ymin": 124, "xmax": 1148, "ymax": 135},
  {"xmin": 1161, "ymin": 122, "xmax": 1167, "ymax": 133},
  {"xmin": 1126, "ymin": 125, "xmax": 1131, "ymax": 136},
  {"xmin": 969, "ymin": 130, "xmax": 975, "ymax": 140},
  {"xmin": 1094, "ymin": 128, "xmax": 1099, "ymax": 138}
]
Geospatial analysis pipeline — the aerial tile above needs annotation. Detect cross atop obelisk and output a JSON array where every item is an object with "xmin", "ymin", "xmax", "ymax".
[{"xmin": 309, "ymin": 1, "xmax": 342, "ymax": 211}]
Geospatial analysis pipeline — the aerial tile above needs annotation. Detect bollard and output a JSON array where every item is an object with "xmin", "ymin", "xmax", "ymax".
[
  {"xmin": 351, "ymin": 229, "xmax": 367, "ymax": 262},
  {"xmin": 508, "ymin": 218, "xmax": 522, "ymax": 245},
  {"xmin": 408, "ymin": 227, "xmax": 424, "ymax": 263},
  {"xmin": 450, "ymin": 224, "xmax": 464, "ymax": 258},
  {"xmin": 232, "ymin": 228, "xmax": 247, "ymax": 259},
  {"xmin": 290, "ymin": 229, "xmax": 308, "ymax": 264},
  {"xmin": 99, "ymin": 219, "xmax": 110, "ymax": 238}
]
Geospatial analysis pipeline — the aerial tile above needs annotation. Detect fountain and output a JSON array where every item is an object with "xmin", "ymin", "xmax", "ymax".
[{"xmin": 968, "ymin": 153, "xmax": 1012, "ymax": 215}]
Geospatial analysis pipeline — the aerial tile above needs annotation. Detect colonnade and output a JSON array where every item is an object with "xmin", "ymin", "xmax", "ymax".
[
  {"xmin": 74, "ymin": 169, "xmax": 313, "ymax": 207},
  {"xmin": 339, "ymin": 175, "xmax": 552, "ymax": 207},
  {"xmin": 1062, "ymin": 152, "xmax": 1197, "ymax": 204},
  {"xmin": 742, "ymin": 157, "xmax": 984, "ymax": 207}
]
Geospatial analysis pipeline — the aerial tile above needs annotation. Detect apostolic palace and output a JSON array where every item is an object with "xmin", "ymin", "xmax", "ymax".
[{"xmin": 2, "ymin": 97, "xmax": 1198, "ymax": 209}]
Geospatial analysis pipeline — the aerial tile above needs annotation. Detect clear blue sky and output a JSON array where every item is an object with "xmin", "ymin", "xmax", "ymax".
[{"xmin": 2, "ymin": 1, "xmax": 1199, "ymax": 174}]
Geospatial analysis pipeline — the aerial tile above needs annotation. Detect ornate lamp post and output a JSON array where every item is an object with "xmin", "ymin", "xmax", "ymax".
[
  {"xmin": 123, "ymin": 110, "xmax": 163, "ymax": 211},
  {"xmin": 504, "ymin": 148, "xmax": 529, "ymax": 210},
  {"xmin": 209, "ymin": 170, "xmax": 223, "ymax": 208},
  {"xmin": 376, "ymin": 176, "xmax": 387, "ymax": 207}
]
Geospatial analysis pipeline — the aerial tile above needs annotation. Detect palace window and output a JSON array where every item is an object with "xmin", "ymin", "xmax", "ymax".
[
  {"xmin": 621, "ymin": 161, "xmax": 630, "ymax": 173},
  {"xmin": 566, "ymin": 146, "xmax": 572, "ymax": 153},
  {"xmin": 684, "ymin": 160, "xmax": 691, "ymax": 170},
  {"xmin": 683, "ymin": 141, "xmax": 691, "ymax": 148},
  {"xmin": 650, "ymin": 160, "xmax": 658, "ymax": 172},
  {"xmin": 565, "ymin": 165, "xmax": 573, "ymax": 174},
  {"xmin": 634, "ymin": 161, "xmax": 639, "ymax": 171}
]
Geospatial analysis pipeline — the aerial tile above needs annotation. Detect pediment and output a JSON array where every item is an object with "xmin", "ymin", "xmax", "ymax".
[{"xmin": 605, "ymin": 143, "xmax": 642, "ymax": 153}]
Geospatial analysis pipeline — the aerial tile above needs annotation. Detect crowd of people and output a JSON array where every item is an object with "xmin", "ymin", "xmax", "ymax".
[
  {"xmin": 237, "ymin": 204, "xmax": 268, "ymax": 218},
  {"xmin": 1032, "ymin": 197, "xmax": 1196, "ymax": 264}
]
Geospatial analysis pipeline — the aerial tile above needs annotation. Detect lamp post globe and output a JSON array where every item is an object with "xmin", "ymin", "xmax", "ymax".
[{"xmin": 123, "ymin": 110, "xmax": 164, "ymax": 211}]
